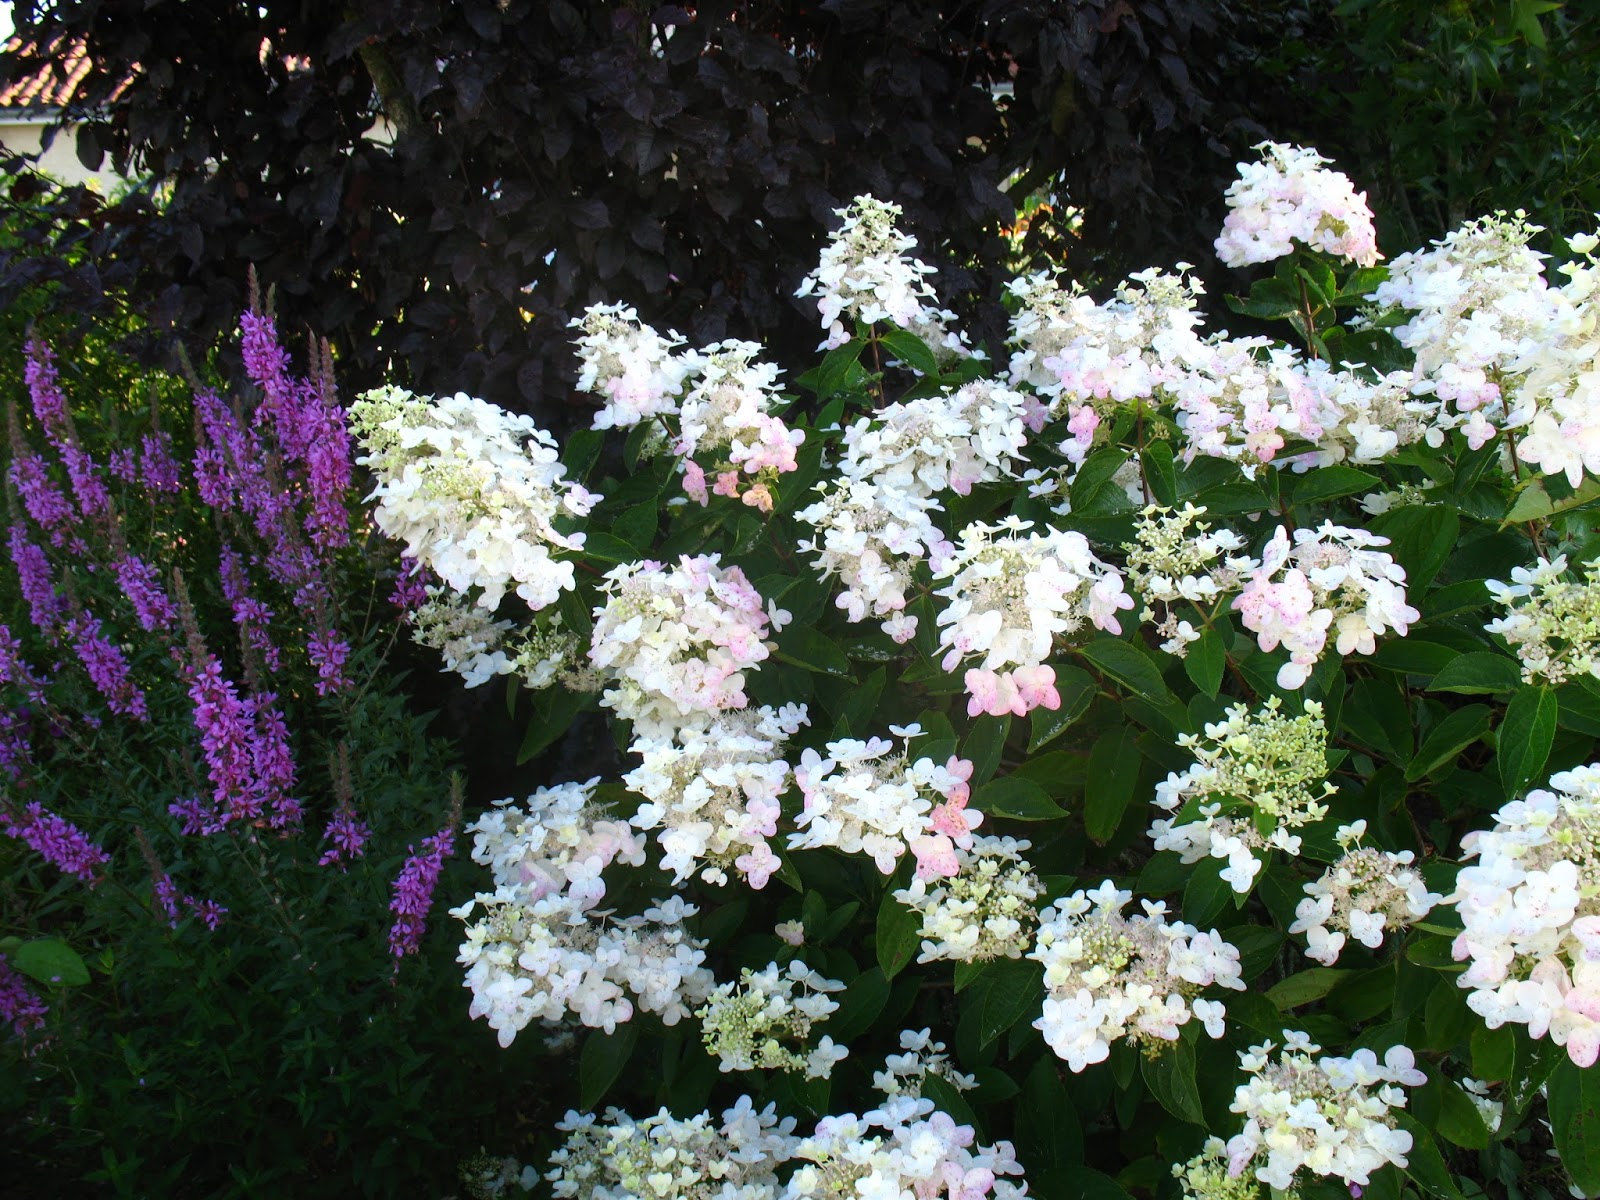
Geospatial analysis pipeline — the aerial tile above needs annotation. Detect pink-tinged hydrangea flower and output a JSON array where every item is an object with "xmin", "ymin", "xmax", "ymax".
[
  {"xmin": 588, "ymin": 553, "xmax": 785, "ymax": 739},
  {"xmin": 1233, "ymin": 522, "xmax": 1418, "ymax": 689},
  {"xmin": 1215, "ymin": 143, "xmax": 1380, "ymax": 269},
  {"xmin": 1150, "ymin": 697, "xmax": 1338, "ymax": 895},
  {"xmin": 895, "ymin": 836, "xmax": 1041, "ymax": 964},
  {"xmin": 625, "ymin": 704, "xmax": 809, "ymax": 889},
  {"xmin": 545, "ymin": 1096, "xmax": 797, "ymax": 1199},
  {"xmin": 934, "ymin": 515, "xmax": 1131, "ymax": 717},
  {"xmin": 571, "ymin": 302, "xmax": 693, "ymax": 431},
  {"xmin": 787, "ymin": 725, "xmax": 979, "ymax": 880},
  {"xmin": 1452, "ymin": 763, "xmax": 1600, "ymax": 1066},
  {"xmin": 1290, "ymin": 821, "xmax": 1441, "ymax": 964},
  {"xmin": 784, "ymin": 1094, "xmax": 1026, "ymax": 1200}
]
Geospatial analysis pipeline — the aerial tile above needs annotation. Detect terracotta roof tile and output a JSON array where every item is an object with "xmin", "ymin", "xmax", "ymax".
[{"xmin": 0, "ymin": 34, "xmax": 134, "ymax": 112}]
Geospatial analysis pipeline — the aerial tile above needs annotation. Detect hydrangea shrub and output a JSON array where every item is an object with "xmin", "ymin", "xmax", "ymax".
[{"xmin": 353, "ymin": 140, "xmax": 1600, "ymax": 1200}]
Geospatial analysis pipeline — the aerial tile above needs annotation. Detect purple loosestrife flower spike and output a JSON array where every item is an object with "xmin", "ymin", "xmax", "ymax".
[
  {"xmin": 139, "ymin": 432, "xmax": 183, "ymax": 495},
  {"xmin": 389, "ymin": 556, "xmax": 434, "ymax": 612},
  {"xmin": 66, "ymin": 611, "xmax": 148, "ymax": 721},
  {"xmin": 8, "ymin": 454, "xmax": 76, "ymax": 546},
  {"xmin": 7, "ymin": 525, "xmax": 63, "ymax": 636},
  {"xmin": 0, "ymin": 624, "xmax": 51, "ymax": 703},
  {"xmin": 308, "ymin": 629, "xmax": 350, "ymax": 696},
  {"xmin": 23, "ymin": 339, "xmax": 70, "ymax": 447},
  {"xmin": 318, "ymin": 805, "xmax": 370, "ymax": 869},
  {"xmin": 388, "ymin": 826, "xmax": 457, "ymax": 959},
  {"xmin": 0, "ymin": 953, "xmax": 48, "ymax": 1049},
  {"xmin": 218, "ymin": 544, "xmax": 280, "ymax": 675},
  {"xmin": 1, "ymin": 801, "xmax": 111, "ymax": 884},
  {"xmin": 113, "ymin": 553, "xmax": 176, "ymax": 633}
]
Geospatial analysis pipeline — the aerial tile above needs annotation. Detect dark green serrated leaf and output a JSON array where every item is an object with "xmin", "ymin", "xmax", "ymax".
[
  {"xmin": 1292, "ymin": 465, "xmax": 1381, "ymax": 507},
  {"xmin": 1028, "ymin": 666, "xmax": 1096, "ymax": 750},
  {"xmin": 974, "ymin": 777, "xmax": 1066, "ymax": 821},
  {"xmin": 1498, "ymin": 685, "xmax": 1556, "ymax": 798},
  {"xmin": 1079, "ymin": 638, "xmax": 1170, "ymax": 702},
  {"xmin": 1265, "ymin": 968, "xmax": 1351, "ymax": 1011},
  {"xmin": 1406, "ymin": 704, "xmax": 1492, "ymax": 782},
  {"xmin": 1425, "ymin": 652, "xmax": 1521, "ymax": 695},
  {"xmin": 878, "ymin": 328, "xmax": 940, "ymax": 378},
  {"xmin": 876, "ymin": 886, "xmax": 920, "ymax": 981},
  {"xmin": 1183, "ymin": 626, "xmax": 1226, "ymax": 698},
  {"xmin": 775, "ymin": 627, "xmax": 853, "ymax": 678},
  {"xmin": 1547, "ymin": 1060, "xmax": 1600, "ymax": 1196},
  {"xmin": 1141, "ymin": 1039, "xmax": 1204, "ymax": 1125},
  {"xmin": 827, "ymin": 967, "xmax": 889, "ymax": 1043},
  {"xmin": 579, "ymin": 1023, "xmax": 639, "ymax": 1109},
  {"xmin": 1084, "ymin": 727, "xmax": 1139, "ymax": 844}
]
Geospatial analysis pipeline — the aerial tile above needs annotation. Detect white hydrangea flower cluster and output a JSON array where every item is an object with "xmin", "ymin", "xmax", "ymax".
[
  {"xmin": 1029, "ymin": 881, "xmax": 1245, "ymax": 1072},
  {"xmin": 1451, "ymin": 764, "xmax": 1600, "ymax": 1067},
  {"xmin": 1122, "ymin": 504, "xmax": 1251, "ymax": 655},
  {"xmin": 1150, "ymin": 697, "xmax": 1336, "ymax": 894},
  {"xmin": 797, "ymin": 379, "xmax": 1035, "ymax": 645},
  {"xmin": 1172, "ymin": 1138, "xmax": 1262, "ymax": 1200},
  {"xmin": 1371, "ymin": 211, "xmax": 1557, "ymax": 446},
  {"xmin": 1286, "ymin": 362, "xmax": 1442, "ymax": 469},
  {"xmin": 1485, "ymin": 554, "xmax": 1600, "ymax": 685},
  {"xmin": 1006, "ymin": 265, "xmax": 1397, "ymax": 481},
  {"xmin": 588, "ymin": 554, "xmax": 787, "ymax": 739},
  {"xmin": 793, "ymin": 195, "xmax": 968, "ymax": 359},
  {"xmin": 871, "ymin": 1028, "xmax": 976, "ymax": 1099},
  {"xmin": 1223, "ymin": 1032, "xmax": 1424, "ymax": 1192},
  {"xmin": 452, "ymin": 780, "xmax": 712, "ymax": 1044},
  {"xmin": 796, "ymin": 475, "xmax": 952, "ymax": 643},
  {"xmin": 840, "ymin": 380, "xmax": 1030, "ymax": 499},
  {"xmin": 464, "ymin": 779, "xmax": 644, "ymax": 907},
  {"xmin": 1011, "ymin": 267, "xmax": 1209, "ymax": 469},
  {"xmin": 1460, "ymin": 1078, "xmax": 1504, "ymax": 1135},
  {"xmin": 571, "ymin": 302, "xmax": 694, "ymax": 433},
  {"xmin": 933, "ymin": 515, "xmax": 1133, "ymax": 718},
  {"xmin": 408, "ymin": 588, "xmax": 593, "ymax": 691},
  {"xmin": 1289, "ymin": 820, "xmax": 1442, "ymax": 965},
  {"xmin": 782, "ymin": 1094, "xmax": 1026, "ymax": 1200},
  {"xmin": 408, "ymin": 586, "xmax": 519, "ymax": 687},
  {"xmin": 1233, "ymin": 522, "xmax": 1419, "ymax": 688},
  {"xmin": 572, "ymin": 309, "xmax": 806, "ymax": 509},
  {"xmin": 1214, "ymin": 142, "xmax": 1380, "ymax": 269},
  {"xmin": 625, "ymin": 704, "xmax": 810, "ymax": 890},
  {"xmin": 787, "ymin": 725, "xmax": 979, "ymax": 880},
  {"xmin": 547, "ymin": 1095, "xmax": 797, "ymax": 1200},
  {"xmin": 348, "ymin": 387, "xmax": 600, "ymax": 611},
  {"xmin": 893, "ymin": 835, "xmax": 1041, "ymax": 963},
  {"xmin": 455, "ymin": 891, "xmax": 713, "ymax": 1045},
  {"xmin": 674, "ymin": 340, "xmax": 806, "ymax": 512},
  {"xmin": 697, "ymin": 960, "xmax": 849, "ymax": 1080}
]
